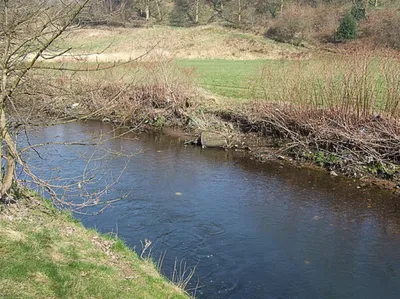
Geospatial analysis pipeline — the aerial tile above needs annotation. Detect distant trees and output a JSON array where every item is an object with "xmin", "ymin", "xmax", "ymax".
[
  {"xmin": 73, "ymin": 0, "xmax": 399, "ymax": 29},
  {"xmin": 67, "ymin": 0, "xmax": 400, "ymax": 49},
  {"xmin": 351, "ymin": 0, "xmax": 366, "ymax": 21}
]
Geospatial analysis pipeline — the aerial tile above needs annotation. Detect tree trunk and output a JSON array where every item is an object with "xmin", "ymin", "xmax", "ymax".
[
  {"xmin": 195, "ymin": 0, "xmax": 199, "ymax": 24},
  {"xmin": 155, "ymin": 0, "xmax": 162, "ymax": 21},
  {"xmin": 145, "ymin": 3, "xmax": 149, "ymax": 21},
  {"xmin": 0, "ymin": 108, "xmax": 17, "ymax": 197},
  {"xmin": 0, "ymin": 69, "xmax": 17, "ymax": 197},
  {"xmin": 0, "ymin": 1, "xmax": 13, "ymax": 198},
  {"xmin": 238, "ymin": 0, "xmax": 241, "ymax": 23},
  {"xmin": 121, "ymin": 0, "xmax": 126, "ymax": 26}
]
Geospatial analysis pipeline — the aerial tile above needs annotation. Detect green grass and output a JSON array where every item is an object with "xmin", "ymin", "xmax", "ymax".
[
  {"xmin": 177, "ymin": 59, "xmax": 285, "ymax": 99},
  {"xmin": 50, "ymin": 25, "xmax": 302, "ymax": 101},
  {"xmin": 0, "ymin": 195, "xmax": 188, "ymax": 299},
  {"xmin": 176, "ymin": 55, "xmax": 400, "ymax": 114}
]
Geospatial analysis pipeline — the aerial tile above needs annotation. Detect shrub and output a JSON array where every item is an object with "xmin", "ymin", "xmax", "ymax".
[
  {"xmin": 265, "ymin": 4, "xmax": 342, "ymax": 45},
  {"xmin": 265, "ymin": 5, "xmax": 315, "ymax": 44},
  {"xmin": 169, "ymin": 0, "xmax": 191, "ymax": 26},
  {"xmin": 351, "ymin": 0, "xmax": 366, "ymax": 21},
  {"xmin": 362, "ymin": 9, "xmax": 400, "ymax": 50},
  {"xmin": 336, "ymin": 13, "xmax": 358, "ymax": 41}
]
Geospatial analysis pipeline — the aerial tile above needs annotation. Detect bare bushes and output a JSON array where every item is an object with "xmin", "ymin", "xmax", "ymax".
[
  {"xmin": 18, "ymin": 59, "xmax": 196, "ymax": 128},
  {"xmin": 250, "ymin": 52, "xmax": 400, "ymax": 177},
  {"xmin": 258, "ymin": 53, "xmax": 400, "ymax": 119},
  {"xmin": 249, "ymin": 102, "xmax": 400, "ymax": 177},
  {"xmin": 361, "ymin": 9, "xmax": 400, "ymax": 50},
  {"xmin": 264, "ymin": 4, "xmax": 400, "ymax": 51},
  {"xmin": 265, "ymin": 4, "xmax": 343, "ymax": 45}
]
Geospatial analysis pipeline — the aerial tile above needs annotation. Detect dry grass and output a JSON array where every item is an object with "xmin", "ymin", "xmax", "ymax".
[
  {"xmin": 255, "ymin": 51, "xmax": 400, "ymax": 119},
  {"xmin": 57, "ymin": 25, "xmax": 301, "ymax": 61},
  {"xmin": 213, "ymin": 51, "xmax": 400, "ymax": 179},
  {"xmin": 16, "ymin": 58, "xmax": 197, "ymax": 128}
]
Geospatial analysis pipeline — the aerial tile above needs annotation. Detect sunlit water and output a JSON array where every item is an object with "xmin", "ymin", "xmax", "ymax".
[{"xmin": 22, "ymin": 121, "xmax": 400, "ymax": 298}]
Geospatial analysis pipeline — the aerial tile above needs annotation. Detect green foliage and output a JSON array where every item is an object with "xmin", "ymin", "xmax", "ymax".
[
  {"xmin": 153, "ymin": 115, "xmax": 166, "ymax": 127},
  {"xmin": 314, "ymin": 151, "xmax": 340, "ymax": 168},
  {"xmin": 351, "ymin": 0, "xmax": 367, "ymax": 21},
  {"xmin": 336, "ymin": 13, "xmax": 358, "ymax": 41},
  {"xmin": 367, "ymin": 162, "xmax": 397, "ymax": 179},
  {"xmin": 169, "ymin": 0, "xmax": 191, "ymax": 26}
]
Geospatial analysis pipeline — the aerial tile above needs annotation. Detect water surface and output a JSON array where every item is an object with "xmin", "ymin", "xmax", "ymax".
[{"xmin": 23, "ymin": 122, "xmax": 400, "ymax": 298}]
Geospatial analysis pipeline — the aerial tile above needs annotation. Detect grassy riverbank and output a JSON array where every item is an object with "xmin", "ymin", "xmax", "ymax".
[{"xmin": 0, "ymin": 192, "xmax": 189, "ymax": 298}]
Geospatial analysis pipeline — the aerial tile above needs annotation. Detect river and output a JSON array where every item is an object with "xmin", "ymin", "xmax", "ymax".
[{"xmin": 22, "ymin": 121, "xmax": 400, "ymax": 298}]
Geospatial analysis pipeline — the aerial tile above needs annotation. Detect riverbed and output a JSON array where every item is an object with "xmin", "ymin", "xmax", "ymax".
[{"xmin": 23, "ymin": 121, "xmax": 400, "ymax": 298}]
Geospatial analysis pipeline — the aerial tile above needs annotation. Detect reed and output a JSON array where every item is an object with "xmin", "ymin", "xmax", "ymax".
[
  {"xmin": 246, "ymin": 51, "xmax": 400, "ymax": 178},
  {"xmin": 256, "ymin": 50, "xmax": 400, "ymax": 121}
]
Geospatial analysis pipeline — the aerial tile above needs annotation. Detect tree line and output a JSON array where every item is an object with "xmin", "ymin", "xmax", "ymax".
[
  {"xmin": 81, "ymin": 0, "xmax": 399, "ymax": 26},
  {"xmin": 78, "ymin": 0, "xmax": 400, "ymax": 48}
]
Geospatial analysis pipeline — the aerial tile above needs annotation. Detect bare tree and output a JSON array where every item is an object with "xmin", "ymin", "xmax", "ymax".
[
  {"xmin": 0, "ymin": 0, "xmax": 144, "ymax": 212},
  {"xmin": 0, "ymin": 0, "xmax": 95, "ymax": 198}
]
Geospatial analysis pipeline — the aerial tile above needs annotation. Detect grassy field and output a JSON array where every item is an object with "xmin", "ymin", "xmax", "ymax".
[
  {"xmin": 0, "ymin": 194, "xmax": 189, "ymax": 299},
  {"xmin": 44, "ymin": 58, "xmax": 287, "ymax": 100},
  {"xmin": 179, "ymin": 54, "xmax": 400, "ymax": 113},
  {"xmin": 54, "ymin": 25, "xmax": 306, "ymax": 101},
  {"xmin": 177, "ymin": 59, "xmax": 267, "ymax": 99},
  {"xmin": 55, "ymin": 25, "xmax": 306, "ymax": 100},
  {"xmin": 60, "ymin": 25, "xmax": 300, "ymax": 61},
  {"xmin": 53, "ymin": 26, "xmax": 400, "ymax": 113},
  {"xmin": 176, "ymin": 59, "xmax": 301, "ymax": 100}
]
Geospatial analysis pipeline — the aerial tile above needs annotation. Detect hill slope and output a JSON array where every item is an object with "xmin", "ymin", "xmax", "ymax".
[
  {"xmin": 0, "ymin": 195, "xmax": 189, "ymax": 299},
  {"xmin": 60, "ymin": 25, "xmax": 302, "ymax": 61}
]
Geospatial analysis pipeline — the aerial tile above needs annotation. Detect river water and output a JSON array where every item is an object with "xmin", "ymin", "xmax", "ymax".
[{"xmin": 22, "ymin": 121, "xmax": 400, "ymax": 298}]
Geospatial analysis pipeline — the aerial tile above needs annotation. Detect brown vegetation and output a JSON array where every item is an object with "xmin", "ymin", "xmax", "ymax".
[
  {"xmin": 264, "ymin": 3, "xmax": 400, "ymax": 51},
  {"xmin": 265, "ymin": 3, "xmax": 344, "ymax": 45},
  {"xmin": 17, "ymin": 59, "xmax": 196, "ymax": 129},
  {"xmin": 20, "ymin": 48, "xmax": 400, "ymax": 183},
  {"xmin": 219, "ymin": 51, "xmax": 400, "ymax": 180},
  {"xmin": 361, "ymin": 8, "xmax": 400, "ymax": 50}
]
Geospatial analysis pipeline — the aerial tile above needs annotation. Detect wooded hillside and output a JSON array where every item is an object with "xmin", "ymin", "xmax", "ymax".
[{"xmin": 78, "ymin": 0, "xmax": 400, "ymax": 49}]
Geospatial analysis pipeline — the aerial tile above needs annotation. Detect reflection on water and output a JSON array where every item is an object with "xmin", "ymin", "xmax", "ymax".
[{"xmin": 23, "ymin": 121, "xmax": 400, "ymax": 299}]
